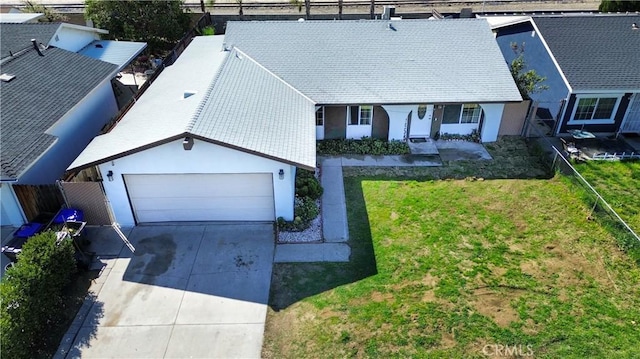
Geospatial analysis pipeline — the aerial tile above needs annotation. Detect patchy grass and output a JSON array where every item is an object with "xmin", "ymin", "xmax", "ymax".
[
  {"xmin": 264, "ymin": 177, "xmax": 640, "ymax": 358},
  {"xmin": 572, "ymin": 161, "xmax": 640, "ymax": 231}
]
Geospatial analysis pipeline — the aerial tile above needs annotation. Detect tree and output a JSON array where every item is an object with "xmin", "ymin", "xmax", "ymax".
[
  {"xmin": 84, "ymin": 0, "xmax": 191, "ymax": 52},
  {"xmin": 290, "ymin": 0, "xmax": 310, "ymax": 19},
  {"xmin": 21, "ymin": 0, "xmax": 68, "ymax": 22},
  {"xmin": 599, "ymin": 0, "xmax": 640, "ymax": 12},
  {"xmin": 509, "ymin": 42, "xmax": 548, "ymax": 100}
]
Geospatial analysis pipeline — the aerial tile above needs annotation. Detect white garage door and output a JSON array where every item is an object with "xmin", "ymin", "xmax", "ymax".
[{"xmin": 124, "ymin": 173, "xmax": 275, "ymax": 222}]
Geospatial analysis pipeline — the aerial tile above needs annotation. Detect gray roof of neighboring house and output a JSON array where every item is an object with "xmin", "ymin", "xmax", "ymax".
[
  {"xmin": 78, "ymin": 40, "xmax": 147, "ymax": 70},
  {"xmin": 223, "ymin": 19, "xmax": 522, "ymax": 104},
  {"xmin": 0, "ymin": 47, "xmax": 117, "ymax": 181},
  {"xmin": 70, "ymin": 36, "xmax": 317, "ymax": 171},
  {"xmin": 0, "ymin": 23, "xmax": 60, "ymax": 58},
  {"xmin": 533, "ymin": 15, "xmax": 640, "ymax": 91},
  {"xmin": 190, "ymin": 48, "xmax": 316, "ymax": 169}
]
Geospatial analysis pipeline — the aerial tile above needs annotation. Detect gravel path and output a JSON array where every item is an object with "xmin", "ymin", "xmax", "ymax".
[{"xmin": 277, "ymin": 200, "xmax": 323, "ymax": 243}]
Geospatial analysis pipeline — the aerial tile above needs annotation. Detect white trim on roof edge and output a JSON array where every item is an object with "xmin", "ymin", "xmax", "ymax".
[{"xmin": 530, "ymin": 18, "xmax": 573, "ymax": 94}]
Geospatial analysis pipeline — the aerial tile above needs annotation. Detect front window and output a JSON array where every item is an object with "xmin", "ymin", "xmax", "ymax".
[
  {"xmin": 442, "ymin": 104, "xmax": 482, "ymax": 124},
  {"xmin": 359, "ymin": 105, "xmax": 372, "ymax": 125},
  {"xmin": 349, "ymin": 105, "xmax": 373, "ymax": 125},
  {"xmin": 573, "ymin": 97, "xmax": 618, "ymax": 121},
  {"xmin": 316, "ymin": 106, "xmax": 324, "ymax": 126}
]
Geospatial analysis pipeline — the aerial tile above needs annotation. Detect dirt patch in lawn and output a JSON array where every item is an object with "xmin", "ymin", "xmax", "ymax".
[{"xmin": 471, "ymin": 288, "xmax": 521, "ymax": 328}]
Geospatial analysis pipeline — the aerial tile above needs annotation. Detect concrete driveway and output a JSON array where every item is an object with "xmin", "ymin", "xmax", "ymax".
[{"xmin": 65, "ymin": 223, "xmax": 275, "ymax": 358}]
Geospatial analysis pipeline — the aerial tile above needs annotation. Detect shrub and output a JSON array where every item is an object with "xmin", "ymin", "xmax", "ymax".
[
  {"xmin": 317, "ymin": 137, "xmax": 410, "ymax": 155},
  {"xmin": 1, "ymin": 231, "xmax": 77, "ymax": 359},
  {"xmin": 278, "ymin": 197, "xmax": 320, "ymax": 232},
  {"xmin": 439, "ymin": 129, "xmax": 481, "ymax": 143},
  {"xmin": 296, "ymin": 169, "xmax": 323, "ymax": 200}
]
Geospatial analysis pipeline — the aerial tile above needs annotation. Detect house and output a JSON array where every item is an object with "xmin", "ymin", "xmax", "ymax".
[
  {"xmin": 0, "ymin": 23, "xmax": 146, "ymax": 227},
  {"xmin": 67, "ymin": 19, "xmax": 522, "ymax": 225},
  {"xmin": 0, "ymin": 12, "xmax": 44, "ymax": 23},
  {"xmin": 490, "ymin": 14, "xmax": 640, "ymax": 136}
]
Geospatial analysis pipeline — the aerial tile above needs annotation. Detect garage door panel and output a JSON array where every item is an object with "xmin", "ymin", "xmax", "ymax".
[
  {"xmin": 126, "ymin": 174, "xmax": 273, "ymax": 197},
  {"xmin": 125, "ymin": 174, "xmax": 275, "ymax": 222}
]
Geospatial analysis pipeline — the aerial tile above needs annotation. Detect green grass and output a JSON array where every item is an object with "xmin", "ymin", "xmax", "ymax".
[
  {"xmin": 572, "ymin": 161, "xmax": 640, "ymax": 231},
  {"xmin": 263, "ymin": 177, "xmax": 640, "ymax": 358}
]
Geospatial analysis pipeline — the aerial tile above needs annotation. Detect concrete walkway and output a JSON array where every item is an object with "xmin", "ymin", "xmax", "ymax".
[
  {"xmin": 273, "ymin": 157, "xmax": 351, "ymax": 263},
  {"xmin": 326, "ymin": 155, "xmax": 442, "ymax": 167}
]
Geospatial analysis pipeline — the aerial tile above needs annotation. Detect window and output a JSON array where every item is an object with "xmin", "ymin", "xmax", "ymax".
[
  {"xmin": 359, "ymin": 105, "xmax": 372, "ymax": 125},
  {"xmin": 461, "ymin": 104, "xmax": 482, "ymax": 123},
  {"xmin": 573, "ymin": 97, "xmax": 618, "ymax": 121},
  {"xmin": 442, "ymin": 104, "xmax": 482, "ymax": 124},
  {"xmin": 316, "ymin": 106, "xmax": 324, "ymax": 126},
  {"xmin": 349, "ymin": 106, "xmax": 373, "ymax": 125}
]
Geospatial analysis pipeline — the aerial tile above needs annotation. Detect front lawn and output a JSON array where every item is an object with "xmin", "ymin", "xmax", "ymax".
[
  {"xmin": 573, "ymin": 161, "xmax": 640, "ymax": 231},
  {"xmin": 264, "ymin": 177, "xmax": 640, "ymax": 358}
]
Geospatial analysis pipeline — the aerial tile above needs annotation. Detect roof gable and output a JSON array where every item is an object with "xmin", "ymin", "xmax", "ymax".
[
  {"xmin": 223, "ymin": 19, "xmax": 522, "ymax": 104},
  {"xmin": 533, "ymin": 15, "xmax": 640, "ymax": 91},
  {"xmin": 190, "ymin": 48, "xmax": 316, "ymax": 169},
  {"xmin": 0, "ymin": 23, "xmax": 60, "ymax": 58}
]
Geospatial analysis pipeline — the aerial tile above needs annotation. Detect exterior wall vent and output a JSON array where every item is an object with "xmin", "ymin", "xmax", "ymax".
[{"xmin": 0, "ymin": 73, "xmax": 16, "ymax": 82}]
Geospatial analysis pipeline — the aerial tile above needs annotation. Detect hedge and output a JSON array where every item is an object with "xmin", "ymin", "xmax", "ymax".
[{"xmin": 1, "ymin": 231, "xmax": 77, "ymax": 359}]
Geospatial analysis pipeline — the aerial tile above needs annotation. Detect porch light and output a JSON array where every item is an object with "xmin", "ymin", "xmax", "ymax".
[
  {"xmin": 106, "ymin": 170, "xmax": 114, "ymax": 182},
  {"xmin": 279, "ymin": 169, "xmax": 285, "ymax": 180}
]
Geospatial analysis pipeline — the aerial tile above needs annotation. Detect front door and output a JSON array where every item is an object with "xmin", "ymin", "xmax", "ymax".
[{"xmin": 409, "ymin": 104, "xmax": 433, "ymax": 138}]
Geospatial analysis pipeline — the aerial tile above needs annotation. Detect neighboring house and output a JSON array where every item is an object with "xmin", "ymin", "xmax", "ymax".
[
  {"xmin": 490, "ymin": 14, "xmax": 640, "ymax": 135},
  {"xmin": 0, "ymin": 12, "xmax": 44, "ymax": 23},
  {"xmin": 0, "ymin": 22, "xmax": 146, "ymax": 227},
  {"xmin": 68, "ymin": 19, "xmax": 521, "ymax": 226}
]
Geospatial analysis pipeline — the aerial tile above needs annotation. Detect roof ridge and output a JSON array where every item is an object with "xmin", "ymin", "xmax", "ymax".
[
  {"xmin": 0, "ymin": 46, "xmax": 37, "ymax": 66},
  {"xmin": 233, "ymin": 47, "xmax": 316, "ymax": 104},
  {"xmin": 186, "ymin": 53, "xmax": 227, "ymax": 133}
]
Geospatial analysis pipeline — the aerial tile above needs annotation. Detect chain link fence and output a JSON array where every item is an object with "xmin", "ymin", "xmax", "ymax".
[{"xmin": 524, "ymin": 112, "xmax": 640, "ymax": 259}]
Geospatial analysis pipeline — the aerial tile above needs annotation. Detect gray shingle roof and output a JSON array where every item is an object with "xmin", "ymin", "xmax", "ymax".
[
  {"xmin": 1, "ymin": 47, "xmax": 117, "ymax": 181},
  {"xmin": 190, "ymin": 48, "xmax": 316, "ymax": 169},
  {"xmin": 0, "ymin": 23, "xmax": 60, "ymax": 58},
  {"xmin": 223, "ymin": 19, "xmax": 522, "ymax": 104},
  {"xmin": 533, "ymin": 15, "xmax": 640, "ymax": 91}
]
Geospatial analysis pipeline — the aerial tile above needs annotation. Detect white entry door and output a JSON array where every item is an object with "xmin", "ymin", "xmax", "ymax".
[
  {"xmin": 409, "ymin": 105, "xmax": 433, "ymax": 138},
  {"xmin": 125, "ymin": 173, "xmax": 275, "ymax": 223}
]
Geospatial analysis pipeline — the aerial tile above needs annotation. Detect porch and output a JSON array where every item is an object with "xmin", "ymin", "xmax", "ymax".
[
  {"xmin": 407, "ymin": 138, "xmax": 493, "ymax": 161},
  {"xmin": 560, "ymin": 134, "xmax": 640, "ymax": 161}
]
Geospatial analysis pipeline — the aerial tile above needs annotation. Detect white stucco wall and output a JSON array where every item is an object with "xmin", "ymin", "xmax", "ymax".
[
  {"xmin": 382, "ymin": 105, "xmax": 416, "ymax": 141},
  {"xmin": 440, "ymin": 123, "xmax": 479, "ymax": 136},
  {"xmin": 479, "ymin": 103, "xmax": 506, "ymax": 142},
  {"xmin": 19, "ymin": 79, "xmax": 118, "ymax": 184},
  {"xmin": 49, "ymin": 26, "xmax": 100, "ymax": 52},
  {"xmin": 99, "ymin": 139, "xmax": 296, "ymax": 226},
  {"xmin": 0, "ymin": 183, "xmax": 26, "ymax": 226}
]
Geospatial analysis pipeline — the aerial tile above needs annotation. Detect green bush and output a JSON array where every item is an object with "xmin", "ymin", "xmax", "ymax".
[
  {"xmin": 296, "ymin": 169, "xmax": 323, "ymax": 200},
  {"xmin": 278, "ymin": 197, "xmax": 320, "ymax": 232},
  {"xmin": 317, "ymin": 137, "xmax": 410, "ymax": 155},
  {"xmin": 1, "ymin": 231, "xmax": 77, "ymax": 359}
]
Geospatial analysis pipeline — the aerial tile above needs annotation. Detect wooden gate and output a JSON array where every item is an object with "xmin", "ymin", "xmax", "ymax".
[{"xmin": 12, "ymin": 184, "xmax": 64, "ymax": 222}]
